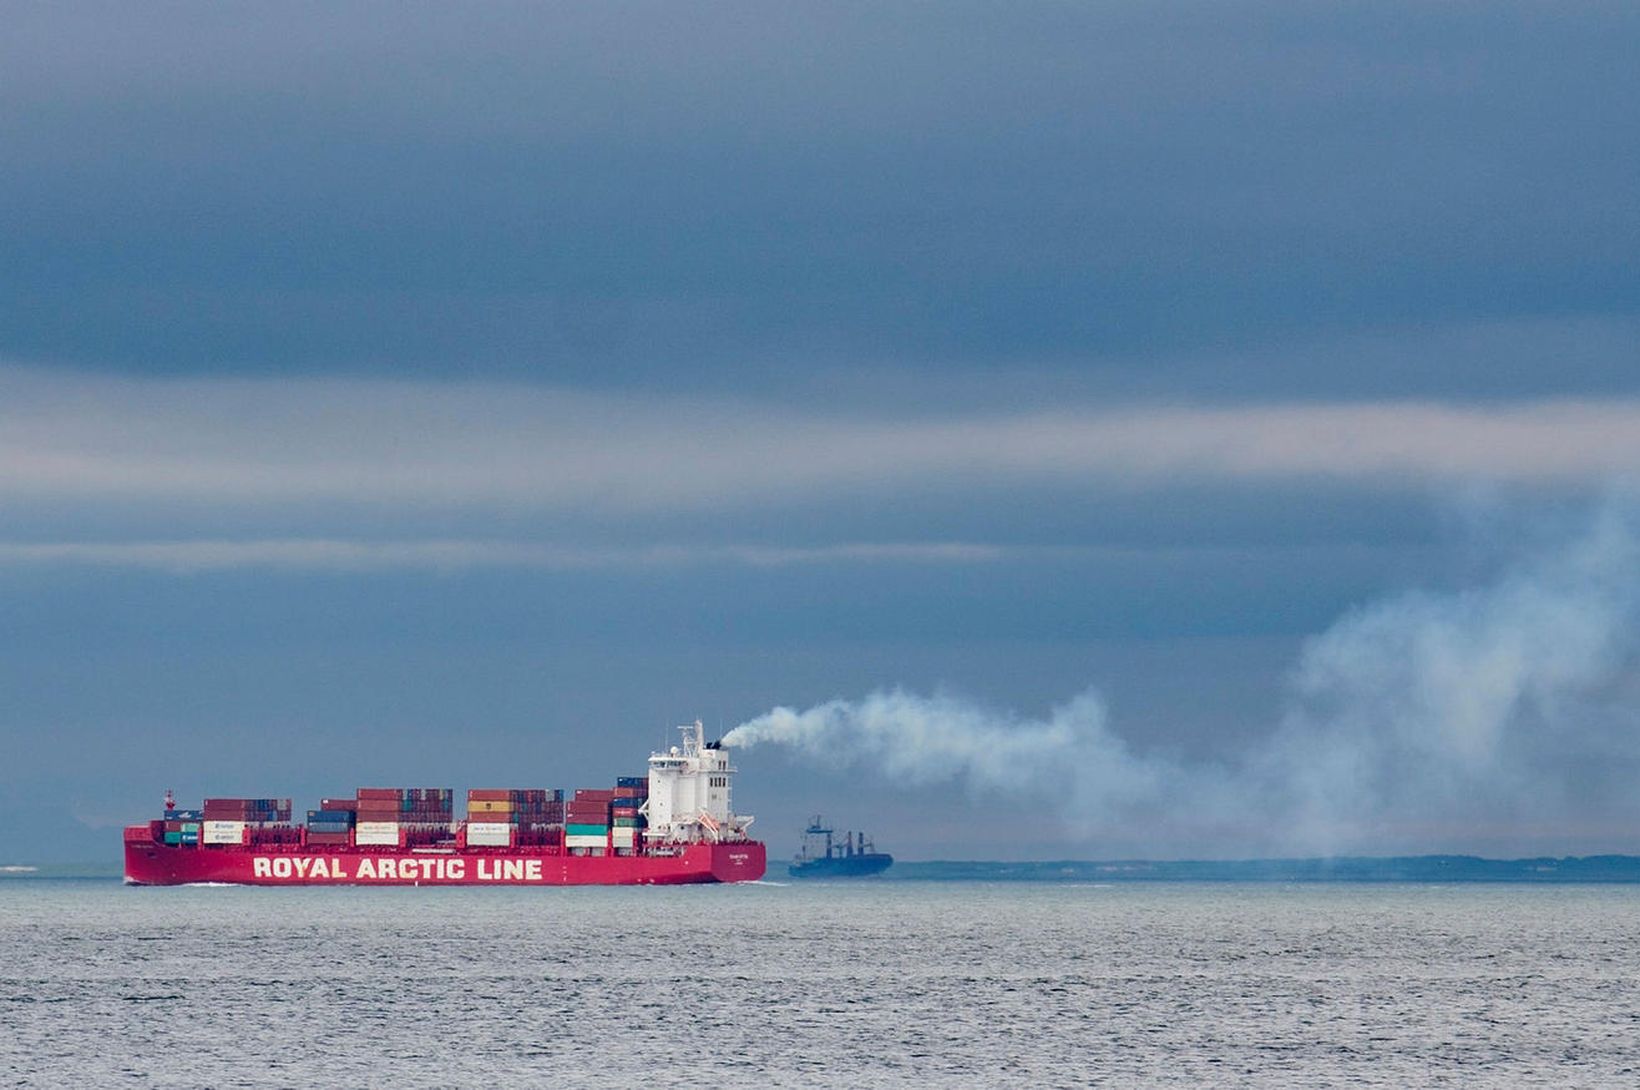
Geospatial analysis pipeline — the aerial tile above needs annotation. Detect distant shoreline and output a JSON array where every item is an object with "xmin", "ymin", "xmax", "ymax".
[
  {"xmin": 13, "ymin": 855, "xmax": 1640, "ymax": 884},
  {"xmin": 884, "ymin": 856, "xmax": 1640, "ymax": 883}
]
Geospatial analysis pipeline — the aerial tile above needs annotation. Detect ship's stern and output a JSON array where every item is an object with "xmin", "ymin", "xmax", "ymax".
[{"xmin": 710, "ymin": 840, "xmax": 766, "ymax": 882}]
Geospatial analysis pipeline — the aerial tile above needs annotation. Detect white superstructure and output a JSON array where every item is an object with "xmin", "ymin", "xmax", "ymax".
[{"xmin": 642, "ymin": 720, "xmax": 754, "ymax": 843}]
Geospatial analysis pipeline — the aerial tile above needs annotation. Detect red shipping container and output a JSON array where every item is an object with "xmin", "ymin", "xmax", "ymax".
[
  {"xmin": 573, "ymin": 789, "xmax": 615, "ymax": 801},
  {"xmin": 319, "ymin": 799, "xmax": 359, "ymax": 811},
  {"xmin": 467, "ymin": 789, "xmax": 511, "ymax": 802}
]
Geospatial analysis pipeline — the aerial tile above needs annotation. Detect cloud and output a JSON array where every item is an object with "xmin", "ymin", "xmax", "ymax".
[
  {"xmin": 2, "ymin": 366, "xmax": 1639, "ymax": 519},
  {"xmin": 726, "ymin": 502, "xmax": 1640, "ymax": 853},
  {"xmin": 5, "ymin": 5, "xmax": 1635, "ymax": 373},
  {"xmin": 0, "ymin": 538, "xmax": 1004, "ymax": 573}
]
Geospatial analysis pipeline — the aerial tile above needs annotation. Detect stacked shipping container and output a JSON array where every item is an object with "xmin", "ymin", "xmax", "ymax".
[
  {"xmin": 565, "ymin": 788, "xmax": 613, "ymax": 853},
  {"xmin": 304, "ymin": 807, "xmax": 355, "ymax": 847},
  {"xmin": 513, "ymin": 789, "xmax": 565, "ymax": 848},
  {"xmin": 351, "ymin": 787, "xmax": 454, "ymax": 847},
  {"xmin": 174, "ymin": 778, "xmax": 652, "ymax": 853},
  {"xmin": 611, "ymin": 775, "xmax": 649, "ymax": 854},
  {"xmin": 465, "ymin": 789, "xmax": 565, "ymax": 848},
  {"xmin": 160, "ymin": 820, "xmax": 200, "ymax": 846},
  {"xmin": 562, "ymin": 777, "xmax": 650, "ymax": 855},
  {"xmin": 304, "ymin": 797, "xmax": 358, "ymax": 846},
  {"xmin": 203, "ymin": 797, "xmax": 292, "ymax": 821},
  {"xmin": 195, "ymin": 797, "xmax": 293, "ymax": 846}
]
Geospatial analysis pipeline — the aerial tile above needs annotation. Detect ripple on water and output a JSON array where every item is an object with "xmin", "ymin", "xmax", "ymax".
[{"xmin": 1, "ymin": 881, "xmax": 1638, "ymax": 1087}]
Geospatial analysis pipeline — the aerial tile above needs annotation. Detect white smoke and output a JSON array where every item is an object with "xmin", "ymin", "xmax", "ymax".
[
  {"xmin": 723, "ymin": 689, "xmax": 1175, "ymax": 827},
  {"xmin": 1264, "ymin": 502, "xmax": 1640, "ymax": 849},
  {"xmin": 724, "ymin": 503, "xmax": 1640, "ymax": 852}
]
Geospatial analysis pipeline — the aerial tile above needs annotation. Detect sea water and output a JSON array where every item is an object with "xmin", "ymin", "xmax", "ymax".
[{"xmin": 2, "ymin": 879, "xmax": 1638, "ymax": 1087}]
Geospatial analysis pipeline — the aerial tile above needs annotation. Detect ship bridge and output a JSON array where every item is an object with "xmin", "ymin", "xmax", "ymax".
[{"xmin": 641, "ymin": 720, "xmax": 754, "ymax": 844}]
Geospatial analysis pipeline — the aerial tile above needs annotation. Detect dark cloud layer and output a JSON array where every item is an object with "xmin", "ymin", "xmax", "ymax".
[
  {"xmin": 2, "ymin": 4, "xmax": 1638, "ymax": 861},
  {"xmin": 4, "ymin": 2, "xmax": 1637, "ymax": 394}
]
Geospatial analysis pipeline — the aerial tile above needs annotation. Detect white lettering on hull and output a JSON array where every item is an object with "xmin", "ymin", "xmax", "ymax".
[{"xmin": 250, "ymin": 855, "xmax": 543, "ymax": 882}]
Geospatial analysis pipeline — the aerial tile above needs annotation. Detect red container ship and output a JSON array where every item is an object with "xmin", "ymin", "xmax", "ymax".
[{"xmin": 124, "ymin": 723, "xmax": 765, "ymax": 886}]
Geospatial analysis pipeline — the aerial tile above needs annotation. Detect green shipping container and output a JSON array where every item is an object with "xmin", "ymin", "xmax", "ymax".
[
  {"xmin": 565, "ymin": 823, "xmax": 608, "ymax": 837},
  {"xmin": 163, "ymin": 831, "xmax": 182, "ymax": 845},
  {"xmin": 613, "ymin": 816, "xmax": 645, "ymax": 827}
]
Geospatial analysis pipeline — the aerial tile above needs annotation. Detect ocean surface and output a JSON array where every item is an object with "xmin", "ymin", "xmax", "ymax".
[{"xmin": 3, "ymin": 878, "xmax": 1638, "ymax": 1087}]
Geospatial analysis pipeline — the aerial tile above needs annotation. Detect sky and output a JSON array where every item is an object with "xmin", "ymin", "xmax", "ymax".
[{"xmin": 3, "ymin": 2, "xmax": 1639, "ymax": 862}]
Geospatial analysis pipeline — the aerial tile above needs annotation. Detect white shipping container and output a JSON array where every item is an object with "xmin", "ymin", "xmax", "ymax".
[
  {"xmin": 610, "ymin": 827, "xmax": 636, "ymax": 847},
  {"xmin": 202, "ymin": 821, "xmax": 246, "ymax": 845},
  {"xmin": 355, "ymin": 821, "xmax": 401, "ymax": 837},
  {"xmin": 465, "ymin": 822, "xmax": 513, "ymax": 846},
  {"xmin": 354, "ymin": 829, "xmax": 401, "ymax": 846},
  {"xmin": 565, "ymin": 834, "xmax": 609, "ymax": 849}
]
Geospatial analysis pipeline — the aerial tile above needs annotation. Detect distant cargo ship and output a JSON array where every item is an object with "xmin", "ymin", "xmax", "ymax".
[
  {"xmin": 788, "ymin": 817, "xmax": 892, "ymax": 878},
  {"xmin": 123, "ymin": 722, "xmax": 765, "ymax": 886}
]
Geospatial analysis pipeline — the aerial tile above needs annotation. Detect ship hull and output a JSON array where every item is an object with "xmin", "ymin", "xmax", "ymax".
[
  {"xmin": 125, "ymin": 835, "xmax": 765, "ymax": 887},
  {"xmin": 788, "ymin": 853, "xmax": 893, "ymax": 879}
]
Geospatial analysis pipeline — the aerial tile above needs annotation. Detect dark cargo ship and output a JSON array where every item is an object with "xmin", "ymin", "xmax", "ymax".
[{"xmin": 788, "ymin": 817, "xmax": 893, "ymax": 878}]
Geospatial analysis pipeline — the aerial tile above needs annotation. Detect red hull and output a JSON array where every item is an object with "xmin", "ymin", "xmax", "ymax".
[{"xmin": 124, "ymin": 831, "xmax": 765, "ymax": 886}]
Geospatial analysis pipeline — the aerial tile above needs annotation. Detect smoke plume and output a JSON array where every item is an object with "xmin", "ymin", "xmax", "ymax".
[{"xmin": 723, "ymin": 503, "xmax": 1640, "ymax": 852}]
